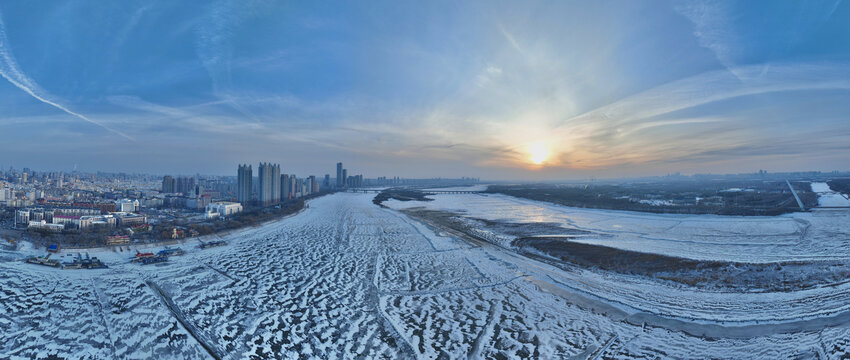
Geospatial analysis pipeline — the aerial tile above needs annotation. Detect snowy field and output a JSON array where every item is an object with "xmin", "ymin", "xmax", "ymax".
[{"xmin": 2, "ymin": 192, "xmax": 850, "ymax": 359}]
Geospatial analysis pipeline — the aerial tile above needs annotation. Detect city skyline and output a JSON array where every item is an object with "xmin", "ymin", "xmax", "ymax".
[
  {"xmin": 0, "ymin": 161, "xmax": 846, "ymax": 183},
  {"xmin": 1, "ymin": 1, "xmax": 849, "ymax": 180}
]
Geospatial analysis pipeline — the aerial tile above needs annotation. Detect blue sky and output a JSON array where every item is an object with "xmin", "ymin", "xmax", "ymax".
[{"xmin": 0, "ymin": 0, "xmax": 848, "ymax": 180}]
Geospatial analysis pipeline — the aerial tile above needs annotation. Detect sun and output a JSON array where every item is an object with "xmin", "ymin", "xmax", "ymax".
[{"xmin": 527, "ymin": 142, "xmax": 550, "ymax": 165}]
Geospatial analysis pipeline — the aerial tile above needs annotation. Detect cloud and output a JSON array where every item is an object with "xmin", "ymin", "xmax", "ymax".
[
  {"xmin": 559, "ymin": 62, "xmax": 850, "ymax": 130},
  {"xmin": 192, "ymin": 0, "xmax": 275, "ymax": 123},
  {"xmin": 541, "ymin": 62, "xmax": 850, "ymax": 167},
  {"xmin": 398, "ymin": 62, "xmax": 850, "ymax": 171},
  {"xmin": 675, "ymin": 0, "xmax": 844, "ymax": 79},
  {"xmin": 1, "ymin": 1, "xmax": 848, "ymax": 178},
  {"xmin": 194, "ymin": 0, "xmax": 268, "ymax": 92},
  {"xmin": 475, "ymin": 65, "xmax": 503, "ymax": 88},
  {"xmin": 675, "ymin": 0, "xmax": 740, "ymax": 76},
  {"xmin": 498, "ymin": 24, "xmax": 523, "ymax": 54},
  {"xmin": 0, "ymin": 10, "xmax": 135, "ymax": 141}
]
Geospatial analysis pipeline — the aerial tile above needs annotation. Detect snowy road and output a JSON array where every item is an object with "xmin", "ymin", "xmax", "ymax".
[{"xmin": 2, "ymin": 193, "xmax": 850, "ymax": 358}]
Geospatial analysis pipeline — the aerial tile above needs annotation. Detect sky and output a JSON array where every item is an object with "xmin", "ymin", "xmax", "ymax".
[{"xmin": 0, "ymin": 0, "xmax": 848, "ymax": 180}]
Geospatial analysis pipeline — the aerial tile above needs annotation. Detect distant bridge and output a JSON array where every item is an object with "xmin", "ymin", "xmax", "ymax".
[
  {"xmin": 785, "ymin": 179, "xmax": 806, "ymax": 212},
  {"xmin": 345, "ymin": 189, "xmax": 484, "ymax": 194}
]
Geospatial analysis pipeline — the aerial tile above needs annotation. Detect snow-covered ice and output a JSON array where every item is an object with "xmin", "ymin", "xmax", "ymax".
[
  {"xmin": 2, "ymin": 192, "xmax": 850, "ymax": 359},
  {"xmin": 812, "ymin": 182, "xmax": 850, "ymax": 207},
  {"xmin": 386, "ymin": 193, "xmax": 850, "ymax": 263}
]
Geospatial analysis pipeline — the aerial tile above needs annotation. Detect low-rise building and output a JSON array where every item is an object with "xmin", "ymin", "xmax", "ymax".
[
  {"xmin": 55, "ymin": 208, "xmax": 102, "ymax": 217},
  {"xmin": 54, "ymin": 214, "xmax": 117, "ymax": 229},
  {"xmin": 52, "ymin": 215, "xmax": 81, "ymax": 228},
  {"xmin": 106, "ymin": 235, "xmax": 130, "ymax": 245},
  {"xmin": 115, "ymin": 212, "xmax": 147, "ymax": 226},
  {"xmin": 80, "ymin": 214, "xmax": 117, "ymax": 229},
  {"xmin": 205, "ymin": 201, "xmax": 243, "ymax": 218},
  {"xmin": 28, "ymin": 220, "xmax": 64, "ymax": 232},
  {"xmin": 116, "ymin": 199, "xmax": 139, "ymax": 212}
]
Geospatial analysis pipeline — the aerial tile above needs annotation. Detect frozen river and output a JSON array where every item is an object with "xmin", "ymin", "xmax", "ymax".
[
  {"xmin": 387, "ymin": 192, "xmax": 850, "ymax": 263},
  {"xmin": 812, "ymin": 182, "xmax": 850, "ymax": 207},
  {"xmin": 2, "ymin": 193, "xmax": 850, "ymax": 359}
]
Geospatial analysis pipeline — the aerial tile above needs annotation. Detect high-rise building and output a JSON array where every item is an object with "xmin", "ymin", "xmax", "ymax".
[
  {"xmin": 175, "ymin": 177, "xmax": 196, "ymax": 194},
  {"xmin": 237, "ymin": 164, "xmax": 252, "ymax": 204},
  {"xmin": 281, "ymin": 174, "xmax": 291, "ymax": 201},
  {"xmin": 345, "ymin": 174, "xmax": 363, "ymax": 188},
  {"xmin": 162, "ymin": 176, "xmax": 175, "ymax": 193},
  {"xmin": 295, "ymin": 177, "xmax": 304, "ymax": 198},
  {"xmin": 323, "ymin": 174, "xmax": 330, "ymax": 189},
  {"xmin": 258, "ymin": 163, "xmax": 281, "ymax": 205},
  {"xmin": 342, "ymin": 169, "xmax": 348, "ymax": 188},
  {"xmin": 336, "ymin": 162, "xmax": 343, "ymax": 188},
  {"xmin": 309, "ymin": 175, "xmax": 318, "ymax": 194}
]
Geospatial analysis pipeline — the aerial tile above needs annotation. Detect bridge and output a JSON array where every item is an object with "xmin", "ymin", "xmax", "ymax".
[
  {"xmin": 421, "ymin": 190, "xmax": 483, "ymax": 194},
  {"xmin": 785, "ymin": 179, "xmax": 806, "ymax": 212}
]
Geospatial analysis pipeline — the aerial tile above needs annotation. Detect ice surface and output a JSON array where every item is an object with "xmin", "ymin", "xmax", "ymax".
[
  {"xmin": 812, "ymin": 182, "xmax": 850, "ymax": 207},
  {"xmin": 2, "ymin": 193, "xmax": 850, "ymax": 359},
  {"xmin": 385, "ymin": 193, "xmax": 850, "ymax": 263}
]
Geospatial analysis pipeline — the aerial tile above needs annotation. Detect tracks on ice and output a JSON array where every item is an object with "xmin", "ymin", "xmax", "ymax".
[
  {"xmin": 90, "ymin": 278, "xmax": 118, "ymax": 357},
  {"xmin": 378, "ymin": 275, "xmax": 527, "ymax": 297},
  {"xmin": 145, "ymin": 280, "xmax": 221, "ymax": 360},
  {"xmin": 468, "ymin": 299, "xmax": 501, "ymax": 359}
]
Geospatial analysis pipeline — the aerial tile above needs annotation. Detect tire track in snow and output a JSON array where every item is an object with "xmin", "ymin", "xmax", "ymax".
[
  {"xmin": 590, "ymin": 334, "xmax": 618, "ymax": 360},
  {"xmin": 468, "ymin": 299, "xmax": 500, "ymax": 359},
  {"xmin": 90, "ymin": 278, "xmax": 117, "ymax": 357},
  {"xmin": 145, "ymin": 280, "xmax": 221, "ymax": 360}
]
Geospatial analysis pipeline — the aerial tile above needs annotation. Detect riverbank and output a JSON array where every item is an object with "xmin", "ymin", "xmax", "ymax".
[
  {"xmin": 3, "ymin": 191, "xmax": 334, "ymax": 252},
  {"xmin": 486, "ymin": 182, "xmax": 819, "ymax": 216}
]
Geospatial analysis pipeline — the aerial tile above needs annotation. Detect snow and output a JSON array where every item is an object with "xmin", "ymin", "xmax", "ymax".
[
  {"xmin": 385, "ymin": 193, "xmax": 850, "ymax": 263},
  {"xmin": 2, "ymin": 192, "xmax": 850, "ymax": 358},
  {"xmin": 812, "ymin": 182, "xmax": 850, "ymax": 207}
]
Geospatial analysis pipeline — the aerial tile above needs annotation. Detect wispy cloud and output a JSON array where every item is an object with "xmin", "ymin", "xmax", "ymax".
[
  {"xmin": 540, "ymin": 62, "xmax": 850, "ymax": 167},
  {"xmin": 194, "ymin": 0, "xmax": 270, "ymax": 123},
  {"xmin": 498, "ymin": 24, "xmax": 523, "ymax": 54},
  {"xmin": 675, "ymin": 0, "xmax": 844, "ymax": 80},
  {"xmin": 396, "ymin": 62, "xmax": 850, "ymax": 171},
  {"xmin": 1, "ymin": 1, "xmax": 848, "ymax": 178},
  {"xmin": 0, "ymin": 10, "xmax": 135, "ymax": 141}
]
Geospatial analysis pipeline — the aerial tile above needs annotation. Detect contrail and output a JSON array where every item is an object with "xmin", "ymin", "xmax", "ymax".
[{"xmin": 0, "ymin": 11, "xmax": 136, "ymax": 141}]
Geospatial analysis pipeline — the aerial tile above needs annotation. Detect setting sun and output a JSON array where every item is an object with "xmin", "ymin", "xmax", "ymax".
[{"xmin": 528, "ymin": 142, "xmax": 550, "ymax": 165}]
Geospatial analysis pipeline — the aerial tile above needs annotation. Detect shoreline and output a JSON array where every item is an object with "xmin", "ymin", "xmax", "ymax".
[
  {"xmin": 2, "ymin": 192, "xmax": 331, "ymax": 254},
  {"xmin": 394, "ymin": 206, "xmax": 850, "ymax": 338}
]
